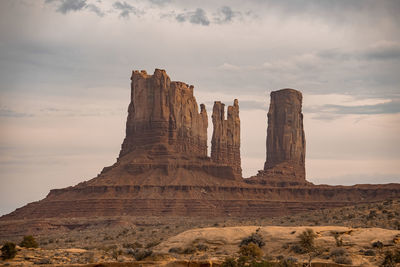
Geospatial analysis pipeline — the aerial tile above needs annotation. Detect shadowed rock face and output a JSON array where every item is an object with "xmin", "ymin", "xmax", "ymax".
[
  {"xmin": 265, "ymin": 89, "xmax": 305, "ymax": 172},
  {"xmin": 120, "ymin": 69, "xmax": 208, "ymax": 158},
  {"xmin": 211, "ymin": 99, "xmax": 241, "ymax": 178},
  {"xmin": 114, "ymin": 69, "xmax": 240, "ymax": 181},
  {"xmin": 248, "ymin": 89, "xmax": 306, "ymax": 185}
]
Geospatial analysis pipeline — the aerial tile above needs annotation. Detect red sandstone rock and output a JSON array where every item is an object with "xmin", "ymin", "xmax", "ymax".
[
  {"xmin": 0, "ymin": 70, "xmax": 399, "ymax": 225},
  {"xmin": 120, "ymin": 69, "xmax": 208, "ymax": 158},
  {"xmin": 248, "ymin": 88, "xmax": 307, "ymax": 185},
  {"xmin": 211, "ymin": 99, "xmax": 241, "ymax": 178}
]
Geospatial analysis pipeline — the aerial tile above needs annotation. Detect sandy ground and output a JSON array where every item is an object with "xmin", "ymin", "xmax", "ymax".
[{"xmin": 156, "ymin": 226, "xmax": 400, "ymax": 266}]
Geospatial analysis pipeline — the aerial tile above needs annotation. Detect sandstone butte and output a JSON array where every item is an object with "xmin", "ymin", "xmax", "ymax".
[{"xmin": 1, "ymin": 68, "xmax": 400, "ymax": 221}]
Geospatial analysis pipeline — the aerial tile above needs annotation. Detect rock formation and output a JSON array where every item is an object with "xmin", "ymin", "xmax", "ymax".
[
  {"xmin": 211, "ymin": 100, "xmax": 241, "ymax": 178},
  {"xmin": 0, "ymin": 69, "xmax": 399, "ymax": 228},
  {"xmin": 107, "ymin": 69, "xmax": 240, "ymax": 181},
  {"xmin": 248, "ymin": 88, "xmax": 307, "ymax": 186},
  {"xmin": 120, "ymin": 69, "xmax": 208, "ymax": 158}
]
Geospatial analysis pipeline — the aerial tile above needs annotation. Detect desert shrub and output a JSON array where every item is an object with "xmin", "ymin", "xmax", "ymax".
[
  {"xmin": 221, "ymin": 257, "xmax": 238, "ymax": 267},
  {"xmin": 145, "ymin": 241, "xmax": 160, "ymax": 248},
  {"xmin": 112, "ymin": 249, "xmax": 122, "ymax": 260},
  {"xmin": 367, "ymin": 210, "xmax": 377, "ymax": 220},
  {"xmin": 85, "ymin": 252, "xmax": 95, "ymax": 263},
  {"xmin": 132, "ymin": 249, "xmax": 153, "ymax": 261},
  {"xmin": 372, "ymin": 241, "xmax": 384, "ymax": 249},
  {"xmin": 381, "ymin": 250, "xmax": 400, "ymax": 267},
  {"xmin": 1, "ymin": 242, "xmax": 17, "ymax": 260},
  {"xmin": 20, "ymin": 235, "xmax": 38, "ymax": 248},
  {"xmin": 239, "ymin": 243, "xmax": 263, "ymax": 259},
  {"xmin": 123, "ymin": 242, "xmax": 142, "ymax": 249},
  {"xmin": 195, "ymin": 243, "xmax": 208, "ymax": 251},
  {"xmin": 298, "ymin": 228, "xmax": 317, "ymax": 252},
  {"xmin": 330, "ymin": 248, "xmax": 346, "ymax": 257},
  {"xmin": 334, "ymin": 255, "xmax": 352, "ymax": 265},
  {"xmin": 383, "ymin": 199, "xmax": 393, "ymax": 205},
  {"xmin": 36, "ymin": 258, "xmax": 51, "ymax": 264},
  {"xmin": 183, "ymin": 246, "xmax": 196, "ymax": 254},
  {"xmin": 364, "ymin": 249, "xmax": 376, "ymax": 256},
  {"xmin": 278, "ymin": 256, "xmax": 298, "ymax": 267},
  {"xmin": 290, "ymin": 244, "xmax": 306, "ymax": 254},
  {"xmin": 168, "ymin": 247, "xmax": 183, "ymax": 254},
  {"xmin": 240, "ymin": 232, "xmax": 265, "ymax": 248},
  {"xmin": 330, "ymin": 231, "xmax": 343, "ymax": 247}
]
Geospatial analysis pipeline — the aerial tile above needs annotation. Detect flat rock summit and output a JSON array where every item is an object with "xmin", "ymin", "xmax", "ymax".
[{"xmin": 1, "ymin": 69, "xmax": 400, "ymax": 221}]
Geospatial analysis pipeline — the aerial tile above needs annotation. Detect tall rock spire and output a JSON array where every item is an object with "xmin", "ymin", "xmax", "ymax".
[
  {"xmin": 211, "ymin": 99, "xmax": 241, "ymax": 178},
  {"xmin": 264, "ymin": 88, "xmax": 306, "ymax": 181}
]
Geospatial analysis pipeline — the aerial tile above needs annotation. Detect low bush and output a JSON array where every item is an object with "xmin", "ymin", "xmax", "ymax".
[
  {"xmin": 168, "ymin": 247, "xmax": 183, "ymax": 254},
  {"xmin": 123, "ymin": 242, "xmax": 143, "ymax": 249},
  {"xmin": 195, "ymin": 243, "xmax": 208, "ymax": 251},
  {"xmin": 20, "ymin": 235, "xmax": 38, "ymax": 248},
  {"xmin": 132, "ymin": 249, "xmax": 153, "ymax": 261},
  {"xmin": 334, "ymin": 256, "xmax": 352, "ymax": 265},
  {"xmin": 381, "ymin": 250, "xmax": 400, "ymax": 267},
  {"xmin": 1, "ymin": 242, "xmax": 17, "ymax": 260},
  {"xmin": 330, "ymin": 231, "xmax": 343, "ymax": 247},
  {"xmin": 183, "ymin": 246, "xmax": 196, "ymax": 254},
  {"xmin": 290, "ymin": 244, "xmax": 306, "ymax": 254},
  {"xmin": 278, "ymin": 256, "xmax": 298, "ymax": 267},
  {"xmin": 364, "ymin": 249, "xmax": 376, "ymax": 256},
  {"xmin": 330, "ymin": 248, "xmax": 346, "ymax": 257},
  {"xmin": 240, "ymin": 232, "xmax": 265, "ymax": 248},
  {"xmin": 372, "ymin": 241, "xmax": 384, "ymax": 249},
  {"xmin": 36, "ymin": 258, "xmax": 51, "ymax": 264},
  {"xmin": 298, "ymin": 229, "xmax": 316, "ymax": 252},
  {"xmin": 145, "ymin": 241, "xmax": 160, "ymax": 248},
  {"xmin": 239, "ymin": 243, "xmax": 263, "ymax": 259},
  {"xmin": 221, "ymin": 257, "xmax": 238, "ymax": 267}
]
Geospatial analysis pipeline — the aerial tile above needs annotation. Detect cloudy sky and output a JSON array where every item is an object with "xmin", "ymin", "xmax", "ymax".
[{"xmin": 1, "ymin": 0, "xmax": 400, "ymax": 216}]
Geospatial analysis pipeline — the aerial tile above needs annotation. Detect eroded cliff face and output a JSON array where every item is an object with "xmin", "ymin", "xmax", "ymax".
[
  {"xmin": 211, "ymin": 100, "xmax": 241, "ymax": 178},
  {"xmin": 1, "ymin": 70, "xmax": 399, "ymax": 224},
  {"xmin": 249, "ymin": 89, "xmax": 306, "ymax": 185},
  {"xmin": 265, "ymin": 89, "xmax": 305, "ymax": 170},
  {"xmin": 100, "ymin": 69, "xmax": 241, "ymax": 182},
  {"xmin": 120, "ymin": 69, "xmax": 208, "ymax": 158}
]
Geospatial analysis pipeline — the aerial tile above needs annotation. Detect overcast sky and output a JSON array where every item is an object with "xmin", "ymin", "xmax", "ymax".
[{"xmin": 1, "ymin": 0, "xmax": 400, "ymax": 216}]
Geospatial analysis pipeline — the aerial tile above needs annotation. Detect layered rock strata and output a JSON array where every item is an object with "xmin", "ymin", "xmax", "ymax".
[
  {"xmin": 120, "ymin": 69, "xmax": 208, "ymax": 158},
  {"xmin": 111, "ymin": 69, "xmax": 241, "ymax": 181},
  {"xmin": 2, "ymin": 184, "xmax": 399, "ymax": 219},
  {"xmin": 248, "ymin": 88, "xmax": 307, "ymax": 185},
  {"xmin": 0, "ymin": 69, "xmax": 399, "ymax": 226},
  {"xmin": 211, "ymin": 100, "xmax": 241, "ymax": 178}
]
